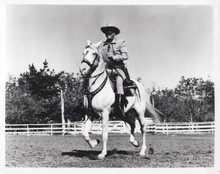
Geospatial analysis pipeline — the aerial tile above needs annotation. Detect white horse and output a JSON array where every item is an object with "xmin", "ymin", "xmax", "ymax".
[{"xmin": 79, "ymin": 40, "xmax": 160, "ymax": 160}]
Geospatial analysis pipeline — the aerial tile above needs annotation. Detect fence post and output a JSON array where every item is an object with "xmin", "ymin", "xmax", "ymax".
[
  {"xmin": 62, "ymin": 123, "xmax": 65, "ymax": 136},
  {"xmin": 192, "ymin": 123, "xmax": 194, "ymax": 133},
  {"xmin": 73, "ymin": 124, "xmax": 76, "ymax": 136},
  {"xmin": 27, "ymin": 124, "xmax": 29, "ymax": 136},
  {"xmin": 61, "ymin": 90, "xmax": 65, "ymax": 136},
  {"xmin": 50, "ymin": 124, "xmax": 53, "ymax": 136},
  {"xmin": 212, "ymin": 122, "xmax": 214, "ymax": 133}
]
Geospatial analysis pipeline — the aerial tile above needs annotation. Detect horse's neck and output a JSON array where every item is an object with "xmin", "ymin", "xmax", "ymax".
[
  {"xmin": 91, "ymin": 53, "xmax": 106, "ymax": 77},
  {"xmin": 88, "ymin": 53, "xmax": 107, "ymax": 92}
]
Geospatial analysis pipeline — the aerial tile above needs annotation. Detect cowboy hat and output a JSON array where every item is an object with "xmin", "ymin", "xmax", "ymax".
[{"xmin": 100, "ymin": 23, "xmax": 120, "ymax": 35}]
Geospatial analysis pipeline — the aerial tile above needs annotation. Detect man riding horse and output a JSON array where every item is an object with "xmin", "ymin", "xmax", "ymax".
[
  {"xmin": 100, "ymin": 23, "xmax": 131, "ymax": 119},
  {"xmin": 79, "ymin": 26, "xmax": 161, "ymax": 159}
]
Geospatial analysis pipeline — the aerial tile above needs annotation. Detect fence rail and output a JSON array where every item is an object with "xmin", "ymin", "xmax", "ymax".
[{"xmin": 5, "ymin": 121, "xmax": 215, "ymax": 136}]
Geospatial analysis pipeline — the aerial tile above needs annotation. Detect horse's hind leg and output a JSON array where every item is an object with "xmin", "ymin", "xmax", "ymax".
[
  {"xmin": 82, "ymin": 116, "xmax": 100, "ymax": 148},
  {"xmin": 128, "ymin": 120, "xmax": 139, "ymax": 147},
  {"xmin": 137, "ymin": 113, "xmax": 147, "ymax": 157}
]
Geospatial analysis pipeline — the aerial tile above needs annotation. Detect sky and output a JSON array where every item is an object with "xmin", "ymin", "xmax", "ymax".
[{"xmin": 6, "ymin": 5, "xmax": 214, "ymax": 89}]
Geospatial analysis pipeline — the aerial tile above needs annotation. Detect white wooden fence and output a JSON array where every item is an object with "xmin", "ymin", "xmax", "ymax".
[{"xmin": 5, "ymin": 121, "xmax": 215, "ymax": 136}]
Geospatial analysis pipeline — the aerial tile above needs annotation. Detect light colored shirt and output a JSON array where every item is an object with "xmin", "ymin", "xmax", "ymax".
[{"xmin": 101, "ymin": 37, "xmax": 129, "ymax": 61}]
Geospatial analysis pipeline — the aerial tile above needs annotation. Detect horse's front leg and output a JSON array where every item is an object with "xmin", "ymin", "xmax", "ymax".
[
  {"xmin": 82, "ymin": 116, "xmax": 100, "ymax": 148},
  {"xmin": 98, "ymin": 111, "xmax": 109, "ymax": 160}
]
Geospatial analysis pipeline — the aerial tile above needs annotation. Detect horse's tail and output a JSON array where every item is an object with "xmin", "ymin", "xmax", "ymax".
[
  {"xmin": 145, "ymin": 102, "xmax": 161, "ymax": 124},
  {"xmin": 135, "ymin": 85, "xmax": 141, "ymax": 103},
  {"xmin": 145, "ymin": 89, "xmax": 161, "ymax": 124},
  {"xmin": 134, "ymin": 80, "xmax": 161, "ymax": 124}
]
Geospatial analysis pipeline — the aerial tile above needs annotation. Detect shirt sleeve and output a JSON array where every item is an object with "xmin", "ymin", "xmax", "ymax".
[{"xmin": 113, "ymin": 40, "xmax": 129, "ymax": 61}]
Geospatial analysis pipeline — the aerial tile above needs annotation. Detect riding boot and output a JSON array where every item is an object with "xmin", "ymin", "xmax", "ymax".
[
  {"xmin": 123, "ymin": 66, "xmax": 133, "ymax": 86},
  {"xmin": 115, "ymin": 94, "xmax": 125, "ymax": 119},
  {"xmin": 124, "ymin": 66, "xmax": 131, "ymax": 81}
]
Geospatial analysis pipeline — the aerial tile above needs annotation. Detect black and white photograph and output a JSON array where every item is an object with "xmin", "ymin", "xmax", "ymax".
[{"xmin": 1, "ymin": 0, "xmax": 220, "ymax": 173}]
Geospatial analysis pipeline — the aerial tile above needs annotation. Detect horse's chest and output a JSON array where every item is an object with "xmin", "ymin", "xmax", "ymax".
[
  {"xmin": 85, "ymin": 79, "xmax": 114, "ymax": 114},
  {"xmin": 91, "ymin": 88, "xmax": 114, "ymax": 112}
]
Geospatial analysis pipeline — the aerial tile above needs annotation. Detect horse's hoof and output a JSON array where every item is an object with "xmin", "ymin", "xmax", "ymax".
[
  {"xmin": 139, "ymin": 152, "xmax": 150, "ymax": 159},
  {"xmin": 97, "ymin": 154, "xmax": 105, "ymax": 160},
  {"xmin": 141, "ymin": 154, "xmax": 150, "ymax": 159},
  {"xmin": 139, "ymin": 149, "xmax": 147, "ymax": 158},
  {"xmin": 88, "ymin": 139, "xmax": 100, "ymax": 148},
  {"xmin": 139, "ymin": 153, "xmax": 146, "ymax": 158},
  {"xmin": 130, "ymin": 140, "xmax": 139, "ymax": 147}
]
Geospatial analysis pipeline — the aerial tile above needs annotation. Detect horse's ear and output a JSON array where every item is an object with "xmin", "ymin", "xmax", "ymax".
[
  {"xmin": 87, "ymin": 40, "xmax": 91, "ymax": 46},
  {"xmin": 93, "ymin": 40, "xmax": 102, "ymax": 49}
]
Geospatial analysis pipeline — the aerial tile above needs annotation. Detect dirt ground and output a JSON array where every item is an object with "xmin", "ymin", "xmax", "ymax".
[{"xmin": 5, "ymin": 133, "xmax": 214, "ymax": 167}]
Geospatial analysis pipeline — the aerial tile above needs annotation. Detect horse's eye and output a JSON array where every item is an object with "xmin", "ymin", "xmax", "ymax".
[{"xmin": 83, "ymin": 50, "xmax": 88, "ymax": 56}]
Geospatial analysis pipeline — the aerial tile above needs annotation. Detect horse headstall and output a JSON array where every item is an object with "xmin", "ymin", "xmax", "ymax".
[{"xmin": 81, "ymin": 46, "xmax": 100, "ymax": 77}]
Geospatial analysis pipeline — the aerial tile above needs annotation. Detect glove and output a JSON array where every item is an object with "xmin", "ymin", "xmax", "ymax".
[
  {"xmin": 112, "ymin": 55, "xmax": 122, "ymax": 62},
  {"xmin": 106, "ymin": 52, "xmax": 114, "ymax": 58},
  {"xmin": 114, "ymin": 57, "xmax": 122, "ymax": 62}
]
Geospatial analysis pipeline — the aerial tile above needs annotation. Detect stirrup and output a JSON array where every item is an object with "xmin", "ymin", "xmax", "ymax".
[{"xmin": 124, "ymin": 79, "xmax": 134, "ymax": 86}]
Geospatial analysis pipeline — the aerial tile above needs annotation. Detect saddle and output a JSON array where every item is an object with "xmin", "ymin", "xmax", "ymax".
[
  {"xmin": 123, "ymin": 79, "xmax": 138, "ymax": 96},
  {"xmin": 108, "ymin": 72, "xmax": 138, "ymax": 97},
  {"xmin": 83, "ymin": 68, "xmax": 138, "ymax": 121}
]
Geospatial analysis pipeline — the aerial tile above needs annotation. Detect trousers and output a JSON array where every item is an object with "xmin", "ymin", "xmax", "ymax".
[{"xmin": 115, "ymin": 68, "xmax": 126, "ymax": 95}]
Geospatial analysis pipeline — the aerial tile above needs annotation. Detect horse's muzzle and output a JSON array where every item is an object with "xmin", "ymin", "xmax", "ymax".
[{"xmin": 80, "ymin": 63, "xmax": 90, "ymax": 77}]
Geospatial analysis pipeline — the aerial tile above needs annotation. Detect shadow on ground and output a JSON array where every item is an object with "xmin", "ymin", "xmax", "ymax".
[{"xmin": 61, "ymin": 149, "xmax": 137, "ymax": 160}]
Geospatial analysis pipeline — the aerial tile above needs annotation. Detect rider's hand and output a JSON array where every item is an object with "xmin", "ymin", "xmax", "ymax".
[
  {"xmin": 112, "ymin": 55, "xmax": 122, "ymax": 62},
  {"xmin": 114, "ymin": 58, "xmax": 122, "ymax": 62},
  {"xmin": 106, "ymin": 52, "xmax": 114, "ymax": 58}
]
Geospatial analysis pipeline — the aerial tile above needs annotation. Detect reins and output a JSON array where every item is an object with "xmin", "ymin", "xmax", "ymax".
[
  {"xmin": 82, "ymin": 46, "xmax": 110, "ymax": 110},
  {"xmin": 85, "ymin": 72, "xmax": 108, "ymax": 99},
  {"xmin": 88, "ymin": 70, "xmax": 105, "ymax": 91},
  {"xmin": 81, "ymin": 54, "xmax": 99, "ymax": 77}
]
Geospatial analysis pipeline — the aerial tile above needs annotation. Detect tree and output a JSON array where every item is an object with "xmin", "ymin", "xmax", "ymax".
[
  {"xmin": 152, "ymin": 88, "xmax": 180, "ymax": 122},
  {"xmin": 6, "ymin": 61, "xmax": 214, "ymax": 124},
  {"xmin": 6, "ymin": 77, "xmax": 46, "ymax": 124},
  {"xmin": 174, "ymin": 76, "xmax": 214, "ymax": 122},
  {"xmin": 6, "ymin": 60, "xmax": 62, "ymax": 124},
  {"xmin": 58, "ymin": 72, "xmax": 84, "ymax": 122},
  {"xmin": 18, "ymin": 60, "xmax": 60, "ymax": 99},
  {"xmin": 152, "ymin": 76, "xmax": 214, "ymax": 123},
  {"xmin": 5, "ymin": 60, "xmax": 85, "ymax": 124}
]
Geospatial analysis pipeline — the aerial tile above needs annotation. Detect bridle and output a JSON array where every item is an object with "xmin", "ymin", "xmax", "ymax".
[
  {"xmin": 81, "ymin": 45, "xmax": 100, "ymax": 77},
  {"xmin": 81, "ymin": 45, "xmax": 108, "ymax": 90},
  {"xmin": 80, "ymin": 45, "xmax": 109, "ymax": 111}
]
